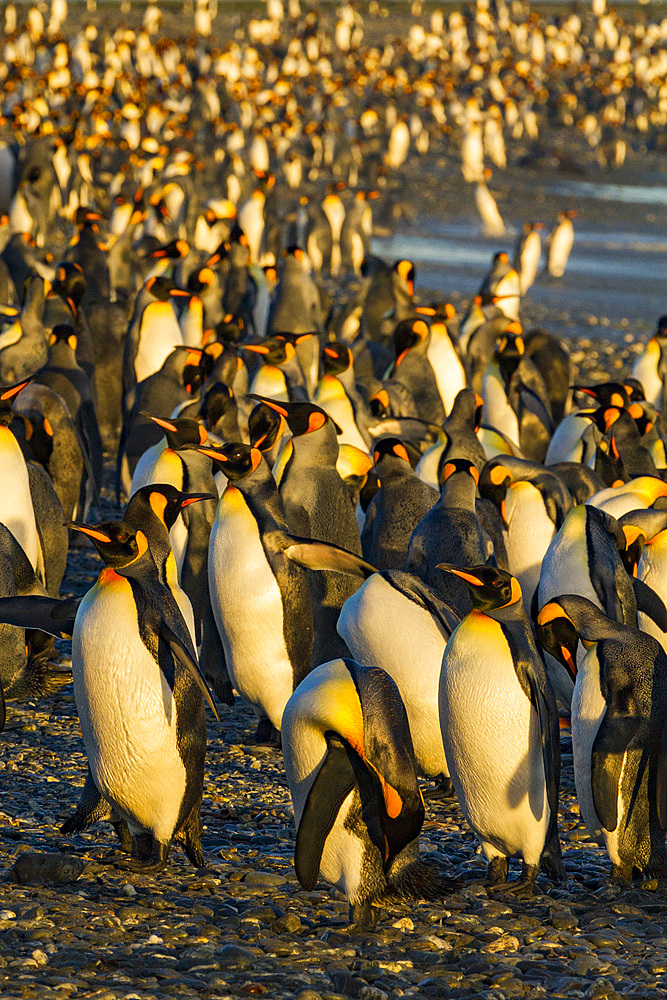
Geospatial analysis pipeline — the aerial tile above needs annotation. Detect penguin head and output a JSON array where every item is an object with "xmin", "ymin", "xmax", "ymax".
[
  {"xmin": 247, "ymin": 397, "xmax": 335, "ymax": 439},
  {"xmin": 69, "ymin": 520, "xmax": 150, "ymax": 570},
  {"xmin": 495, "ymin": 321, "xmax": 524, "ymax": 376},
  {"xmin": 214, "ymin": 313, "xmax": 245, "ymax": 345},
  {"xmin": 201, "ymin": 382, "xmax": 237, "ymax": 432},
  {"xmin": 48, "ymin": 323, "xmax": 78, "ymax": 354},
  {"xmin": 145, "ymin": 275, "xmax": 189, "ymax": 302},
  {"xmin": 125, "ymin": 485, "xmax": 216, "ymax": 532},
  {"xmin": 478, "ymin": 461, "xmax": 512, "ymax": 525},
  {"xmin": 197, "ymin": 441, "xmax": 264, "ymax": 481},
  {"xmin": 145, "ymin": 414, "xmax": 208, "ymax": 450},
  {"xmin": 392, "ymin": 259, "xmax": 415, "ymax": 298},
  {"xmin": 322, "ymin": 342, "xmax": 353, "ymax": 377},
  {"xmin": 149, "ymin": 238, "xmax": 190, "ymax": 261},
  {"xmin": 572, "ymin": 382, "xmax": 629, "ymax": 410},
  {"xmin": 393, "ymin": 318, "xmax": 429, "ymax": 364},
  {"xmin": 436, "ymin": 564, "xmax": 522, "ymax": 613},
  {"xmin": 73, "ymin": 207, "xmax": 103, "ymax": 231},
  {"xmin": 0, "ymin": 376, "xmax": 33, "ymax": 427},
  {"xmin": 623, "ymin": 379, "xmax": 647, "ymax": 404},
  {"xmin": 535, "ymin": 600, "xmax": 580, "ymax": 681},
  {"xmin": 618, "ymin": 520, "xmax": 648, "ymax": 577},
  {"xmin": 438, "ymin": 457, "xmax": 479, "ymax": 491},
  {"xmin": 249, "ymin": 401, "xmax": 286, "ymax": 453},
  {"xmin": 51, "ymin": 262, "xmax": 86, "ymax": 312},
  {"xmin": 372, "ymin": 437, "xmax": 414, "ymax": 469},
  {"xmin": 241, "ymin": 337, "xmax": 296, "ymax": 367}
]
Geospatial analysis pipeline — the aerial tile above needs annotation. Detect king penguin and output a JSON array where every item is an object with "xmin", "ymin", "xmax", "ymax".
[
  {"xmin": 439, "ymin": 564, "xmax": 564, "ymax": 894},
  {"xmin": 282, "ymin": 657, "xmax": 458, "ymax": 928},
  {"xmin": 537, "ymin": 596, "xmax": 667, "ymax": 881}
]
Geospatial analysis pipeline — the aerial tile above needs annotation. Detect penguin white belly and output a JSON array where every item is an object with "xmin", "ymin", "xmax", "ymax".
[
  {"xmin": 314, "ymin": 381, "xmax": 368, "ymax": 454},
  {"xmin": 170, "ymin": 516, "xmax": 189, "ymax": 578},
  {"xmin": 571, "ymin": 647, "xmax": 606, "ymax": 844},
  {"xmin": 440, "ymin": 616, "xmax": 549, "ymax": 864},
  {"xmin": 426, "ymin": 331, "xmax": 466, "ymax": 414},
  {"xmin": 519, "ymin": 233, "xmax": 541, "ymax": 293},
  {"xmin": 636, "ymin": 546, "xmax": 667, "ymax": 652},
  {"xmin": 209, "ymin": 489, "xmax": 293, "ymax": 729},
  {"xmin": 545, "ymin": 413, "xmax": 591, "ymax": 465},
  {"xmin": 538, "ymin": 528, "xmax": 600, "ymax": 610},
  {"xmin": 134, "ymin": 302, "xmax": 184, "ymax": 383},
  {"xmin": 505, "ymin": 484, "xmax": 555, "ymax": 611},
  {"xmin": 548, "ymin": 225, "xmax": 574, "ymax": 277},
  {"xmin": 631, "ymin": 352, "xmax": 661, "ymax": 408},
  {"xmin": 129, "ymin": 439, "xmax": 166, "ymax": 496},
  {"xmin": 338, "ymin": 575, "xmax": 448, "ymax": 778},
  {"xmin": 250, "ymin": 366, "xmax": 290, "ymax": 403},
  {"xmin": 481, "ymin": 368, "xmax": 520, "ymax": 448},
  {"xmin": 73, "ymin": 573, "xmax": 187, "ymax": 843},
  {"xmin": 416, "ymin": 442, "xmax": 444, "ymax": 490},
  {"xmin": 0, "ymin": 430, "xmax": 43, "ymax": 576},
  {"xmin": 318, "ymin": 790, "xmax": 365, "ymax": 900},
  {"xmin": 586, "ymin": 487, "xmax": 648, "ymax": 520}
]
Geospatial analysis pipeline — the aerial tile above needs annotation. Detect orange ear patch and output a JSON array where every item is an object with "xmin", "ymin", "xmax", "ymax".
[
  {"xmin": 392, "ymin": 443, "xmax": 409, "ymax": 462},
  {"xmin": 307, "ymin": 411, "xmax": 326, "ymax": 433}
]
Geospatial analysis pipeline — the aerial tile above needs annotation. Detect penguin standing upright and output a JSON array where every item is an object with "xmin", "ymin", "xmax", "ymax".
[
  {"xmin": 1, "ymin": 514, "xmax": 219, "ymax": 869},
  {"xmin": 439, "ymin": 565, "xmax": 564, "ymax": 893},
  {"xmin": 513, "ymin": 222, "xmax": 543, "ymax": 294},
  {"xmin": 547, "ymin": 210, "xmax": 576, "ymax": 278},
  {"xmin": 537, "ymin": 596, "xmax": 667, "ymax": 881},
  {"xmin": 282, "ymin": 657, "xmax": 456, "ymax": 928}
]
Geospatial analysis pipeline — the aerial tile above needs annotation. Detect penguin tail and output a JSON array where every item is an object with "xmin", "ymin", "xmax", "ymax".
[
  {"xmin": 61, "ymin": 771, "xmax": 113, "ymax": 835},
  {"xmin": 177, "ymin": 802, "xmax": 205, "ymax": 869},
  {"xmin": 385, "ymin": 856, "xmax": 462, "ymax": 902}
]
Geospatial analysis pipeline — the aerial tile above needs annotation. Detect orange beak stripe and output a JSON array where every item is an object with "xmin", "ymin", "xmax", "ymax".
[{"xmin": 69, "ymin": 525, "xmax": 112, "ymax": 543}]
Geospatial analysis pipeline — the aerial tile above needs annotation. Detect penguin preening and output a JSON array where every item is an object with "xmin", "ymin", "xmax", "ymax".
[
  {"xmin": 282, "ymin": 658, "xmax": 458, "ymax": 928},
  {"xmin": 439, "ymin": 565, "xmax": 564, "ymax": 894},
  {"xmin": 537, "ymin": 596, "xmax": 667, "ymax": 881}
]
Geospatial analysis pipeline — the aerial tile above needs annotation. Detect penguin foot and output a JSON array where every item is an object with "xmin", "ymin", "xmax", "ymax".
[
  {"xmin": 485, "ymin": 856, "xmax": 509, "ymax": 886},
  {"xmin": 118, "ymin": 836, "xmax": 170, "ymax": 873},
  {"xmin": 348, "ymin": 899, "xmax": 378, "ymax": 931},
  {"xmin": 487, "ymin": 863, "xmax": 539, "ymax": 899},
  {"xmin": 248, "ymin": 717, "xmax": 281, "ymax": 748},
  {"xmin": 423, "ymin": 776, "xmax": 456, "ymax": 802},
  {"xmin": 610, "ymin": 863, "xmax": 633, "ymax": 888}
]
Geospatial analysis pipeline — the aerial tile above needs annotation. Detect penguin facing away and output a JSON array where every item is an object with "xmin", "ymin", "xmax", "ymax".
[
  {"xmin": 537, "ymin": 595, "xmax": 667, "ymax": 881},
  {"xmin": 438, "ymin": 564, "xmax": 564, "ymax": 894},
  {"xmin": 282, "ymin": 657, "xmax": 458, "ymax": 928}
]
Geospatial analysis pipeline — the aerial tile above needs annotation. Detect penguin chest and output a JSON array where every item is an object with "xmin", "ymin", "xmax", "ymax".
[
  {"xmin": 571, "ymin": 648, "xmax": 606, "ymax": 844},
  {"xmin": 0, "ymin": 429, "xmax": 42, "ymax": 577},
  {"xmin": 505, "ymin": 485, "xmax": 555, "ymax": 607},
  {"xmin": 631, "ymin": 353, "xmax": 661, "ymax": 409},
  {"xmin": 637, "ymin": 547, "xmax": 667, "ymax": 653},
  {"xmin": 72, "ymin": 575, "xmax": 187, "ymax": 841},
  {"xmin": 209, "ymin": 490, "xmax": 294, "ymax": 729},
  {"xmin": 338, "ymin": 576, "xmax": 448, "ymax": 778},
  {"xmin": 134, "ymin": 301, "xmax": 184, "ymax": 383},
  {"xmin": 318, "ymin": 788, "xmax": 378, "ymax": 903},
  {"xmin": 426, "ymin": 332, "xmax": 466, "ymax": 414},
  {"xmin": 481, "ymin": 368, "xmax": 520, "ymax": 447},
  {"xmin": 440, "ymin": 615, "xmax": 548, "ymax": 862}
]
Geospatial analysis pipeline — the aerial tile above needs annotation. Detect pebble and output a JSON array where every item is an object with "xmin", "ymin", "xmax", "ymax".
[{"xmin": 11, "ymin": 852, "xmax": 86, "ymax": 885}]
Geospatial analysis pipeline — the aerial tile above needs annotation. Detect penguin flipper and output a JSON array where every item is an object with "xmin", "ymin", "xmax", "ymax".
[
  {"xmin": 61, "ymin": 767, "xmax": 112, "ymax": 834},
  {"xmin": 0, "ymin": 595, "xmax": 79, "ymax": 638},
  {"xmin": 295, "ymin": 737, "xmax": 356, "ymax": 891},
  {"xmin": 591, "ymin": 711, "xmax": 642, "ymax": 832},
  {"xmin": 632, "ymin": 577, "xmax": 667, "ymax": 632},
  {"xmin": 283, "ymin": 535, "xmax": 377, "ymax": 579},
  {"xmin": 160, "ymin": 619, "xmax": 220, "ymax": 721}
]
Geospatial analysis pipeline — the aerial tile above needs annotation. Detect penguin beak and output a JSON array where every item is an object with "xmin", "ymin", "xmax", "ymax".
[
  {"xmin": 147, "ymin": 415, "xmax": 178, "ymax": 433},
  {"xmin": 179, "ymin": 493, "xmax": 216, "ymax": 507},
  {"xmin": 67, "ymin": 523, "xmax": 113, "ymax": 544}
]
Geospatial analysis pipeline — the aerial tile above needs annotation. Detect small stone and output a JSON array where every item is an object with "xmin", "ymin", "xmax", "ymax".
[
  {"xmin": 359, "ymin": 988, "xmax": 388, "ymax": 1000},
  {"xmin": 120, "ymin": 884, "xmax": 136, "ymax": 897},
  {"xmin": 31, "ymin": 949, "xmax": 48, "ymax": 966},
  {"xmin": 295, "ymin": 992, "xmax": 322, "ymax": 1000},
  {"xmin": 243, "ymin": 870, "xmax": 287, "ymax": 886},
  {"xmin": 482, "ymin": 933, "xmax": 520, "ymax": 953},
  {"xmin": 272, "ymin": 912, "xmax": 301, "ymax": 933},
  {"xmin": 0, "ymin": 910, "xmax": 16, "ymax": 920},
  {"xmin": 391, "ymin": 916, "xmax": 414, "ymax": 931},
  {"xmin": 218, "ymin": 944, "xmax": 256, "ymax": 971},
  {"xmin": 11, "ymin": 852, "xmax": 86, "ymax": 885}
]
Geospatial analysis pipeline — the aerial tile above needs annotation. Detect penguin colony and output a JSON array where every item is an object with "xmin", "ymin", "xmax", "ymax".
[{"xmin": 0, "ymin": 0, "xmax": 665, "ymax": 930}]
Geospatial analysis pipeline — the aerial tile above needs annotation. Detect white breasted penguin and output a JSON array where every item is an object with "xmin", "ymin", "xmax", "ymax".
[
  {"xmin": 547, "ymin": 210, "xmax": 576, "ymax": 278},
  {"xmin": 479, "ymin": 457, "xmax": 574, "ymax": 613},
  {"xmin": 198, "ymin": 441, "xmax": 375, "ymax": 739},
  {"xmin": 439, "ymin": 565, "xmax": 565, "ymax": 894},
  {"xmin": 338, "ymin": 570, "xmax": 460, "ymax": 788},
  {"xmin": 123, "ymin": 276, "xmax": 188, "ymax": 395},
  {"xmin": 537, "ymin": 503, "xmax": 667, "ymax": 708},
  {"xmin": 0, "ymin": 516, "xmax": 219, "ymax": 870},
  {"xmin": 282, "ymin": 658, "xmax": 459, "ymax": 928},
  {"xmin": 631, "ymin": 316, "xmax": 667, "ymax": 411},
  {"xmin": 513, "ymin": 222, "xmax": 543, "ymax": 294},
  {"xmin": 537, "ymin": 596, "xmax": 667, "ymax": 881}
]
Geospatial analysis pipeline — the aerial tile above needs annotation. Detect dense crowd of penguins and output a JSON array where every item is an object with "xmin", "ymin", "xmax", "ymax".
[{"xmin": 0, "ymin": 0, "xmax": 665, "ymax": 929}]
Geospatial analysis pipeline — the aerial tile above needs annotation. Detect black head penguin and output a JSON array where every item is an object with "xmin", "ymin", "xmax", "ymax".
[
  {"xmin": 631, "ymin": 315, "xmax": 667, "ymax": 411},
  {"xmin": 282, "ymin": 658, "xmax": 458, "ymax": 928},
  {"xmin": 537, "ymin": 596, "xmax": 667, "ymax": 882},
  {"xmin": 404, "ymin": 458, "xmax": 495, "ymax": 617},
  {"xmin": 200, "ymin": 382, "xmax": 240, "ymax": 442},
  {"xmin": 388, "ymin": 317, "xmax": 446, "ymax": 426},
  {"xmin": 256, "ymin": 397, "xmax": 365, "ymax": 666},
  {"xmin": 415, "ymin": 388, "xmax": 486, "ymax": 490},
  {"xmin": 242, "ymin": 336, "xmax": 308, "ymax": 402},
  {"xmin": 482, "ymin": 321, "xmax": 554, "ymax": 463},
  {"xmin": 522, "ymin": 327, "xmax": 571, "ymax": 426},
  {"xmin": 198, "ymin": 440, "xmax": 374, "ymax": 741},
  {"xmin": 53, "ymin": 516, "xmax": 217, "ymax": 871},
  {"xmin": 479, "ymin": 456, "xmax": 574, "ymax": 612},
  {"xmin": 247, "ymin": 399, "xmax": 287, "ymax": 467},
  {"xmin": 361, "ymin": 437, "xmax": 438, "ymax": 570},
  {"xmin": 439, "ymin": 564, "xmax": 564, "ymax": 894}
]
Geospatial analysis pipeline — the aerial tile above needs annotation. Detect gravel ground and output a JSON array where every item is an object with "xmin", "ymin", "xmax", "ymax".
[{"xmin": 1, "ymin": 340, "xmax": 666, "ymax": 1000}]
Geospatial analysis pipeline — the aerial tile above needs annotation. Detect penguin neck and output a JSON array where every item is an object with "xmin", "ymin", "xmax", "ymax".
[{"xmin": 439, "ymin": 473, "xmax": 476, "ymax": 511}]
